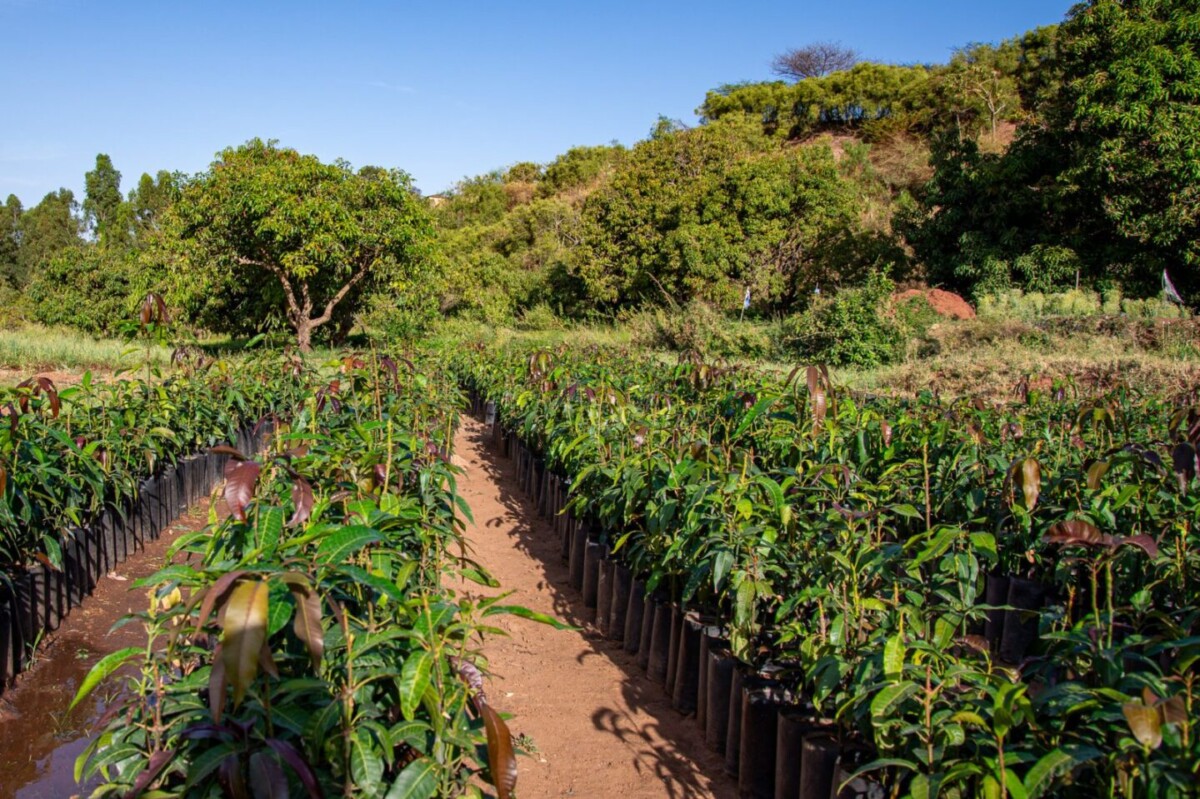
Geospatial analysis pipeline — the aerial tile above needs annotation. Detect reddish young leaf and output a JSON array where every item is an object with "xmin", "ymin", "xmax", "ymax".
[
  {"xmin": 219, "ymin": 753, "xmax": 249, "ymax": 799},
  {"xmin": 209, "ymin": 645, "xmax": 227, "ymax": 723},
  {"xmin": 1045, "ymin": 519, "xmax": 1105, "ymax": 547},
  {"xmin": 221, "ymin": 580, "xmax": 270, "ymax": 707},
  {"xmin": 224, "ymin": 460, "xmax": 262, "ymax": 522},
  {"xmin": 249, "ymin": 752, "xmax": 288, "ymax": 799},
  {"xmin": 266, "ymin": 738, "xmax": 324, "ymax": 799},
  {"xmin": 129, "ymin": 748, "xmax": 175, "ymax": 796},
  {"xmin": 1120, "ymin": 534, "xmax": 1160, "ymax": 559},
  {"xmin": 287, "ymin": 477, "xmax": 314, "ymax": 527},
  {"xmin": 211, "ymin": 445, "xmax": 248, "ymax": 461},
  {"xmin": 480, "ymin": 704, "xmax": 518, "ymax": 799},
  {"xmin": 196, "ymin": 570, "xmax": 251, "ymax": 631}
]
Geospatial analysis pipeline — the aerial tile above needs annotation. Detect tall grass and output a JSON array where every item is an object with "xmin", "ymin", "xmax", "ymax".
[{"xmin": 0, "ymin": 325, "xmax": 170, "ymax": 373}]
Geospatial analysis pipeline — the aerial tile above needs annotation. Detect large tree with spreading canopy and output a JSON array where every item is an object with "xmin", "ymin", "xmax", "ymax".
[{"xmin": 160, "ymin": 139, "xmax": 434, "ymax": 350}]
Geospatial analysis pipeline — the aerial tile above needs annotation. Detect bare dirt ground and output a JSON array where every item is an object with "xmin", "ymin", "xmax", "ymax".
[
  {"xmin": 0, "ymin": 498, "xmax": 217, "ymax": 799},
  {"xmin": 450, "ymin": 417, "xmax": 735, "ymax": 799}
]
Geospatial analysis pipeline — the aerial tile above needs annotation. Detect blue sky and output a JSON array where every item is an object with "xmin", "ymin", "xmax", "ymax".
[{"xmin": 1, "ymin": 0, "xmax": 1074, "ymax": 205}]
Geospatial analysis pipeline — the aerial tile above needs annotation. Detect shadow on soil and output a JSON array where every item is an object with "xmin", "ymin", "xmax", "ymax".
[{"xmin": 461, "ymin": 419, "xmax": 736, "ymax": 799}]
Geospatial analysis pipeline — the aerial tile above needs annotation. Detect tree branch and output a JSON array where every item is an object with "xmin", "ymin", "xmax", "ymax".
[
  {"xmin": 245, "ymin": 256, "xmax": 302, "ymax": 323},
  {"xmin": 308, "ymin": 264, "xmax": 372, "ymax": 329}
]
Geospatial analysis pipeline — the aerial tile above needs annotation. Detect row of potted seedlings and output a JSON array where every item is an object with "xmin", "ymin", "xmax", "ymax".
[
  {"xmin": 73, "ymin": 354, "xmax": 551, "ymax": 798},
  {"xmin": 0, "ymin": 358, "xmax": 301, "ymax": 694},
  {"xmin": 456, "ymin": 343, "xmax": 1198, "ymax": 798},
  {"xmin": 468, "ymin": 389, "xmax": 872, "ymax": 798}
]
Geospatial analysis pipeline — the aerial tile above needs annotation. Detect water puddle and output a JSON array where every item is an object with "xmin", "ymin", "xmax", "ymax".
[{"xmin": 0, "ymin": 503, "xmax": 211, "ymax": 799}]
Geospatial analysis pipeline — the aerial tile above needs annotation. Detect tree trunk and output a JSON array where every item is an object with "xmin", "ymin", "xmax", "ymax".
[{"xmin": 296, "ymin": 319, "xmax": 313, "ymax": 353}]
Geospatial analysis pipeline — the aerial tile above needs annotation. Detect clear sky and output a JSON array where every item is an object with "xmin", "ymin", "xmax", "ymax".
[{"xmin": 1, "ymin": 0, "xmax": 1074, "ymax": 205}]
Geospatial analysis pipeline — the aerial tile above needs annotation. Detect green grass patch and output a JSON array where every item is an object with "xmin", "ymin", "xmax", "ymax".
[{"xmin": 0, "ymin": 324, "xmax": 171, "ymax": 374}]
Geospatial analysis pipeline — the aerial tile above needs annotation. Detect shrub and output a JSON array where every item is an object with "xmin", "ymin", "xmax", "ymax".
[
  {"xmin": 27, "ymin": 247, "xmax": 138, "ymax": 336},
  {"xmin": 626, "ymin": 300, "xmax": 777, "ymax": 359},
  {"xmin": 780, "ymin": 272, "xmax": 903, "ymax": 367},
  {"xmin": 977, "ymin": 287, "xmax": 1188, "ymax": 321},
  {"xmin": 514, "ymin": 302, "xmax": 565, "ymax": 331}
]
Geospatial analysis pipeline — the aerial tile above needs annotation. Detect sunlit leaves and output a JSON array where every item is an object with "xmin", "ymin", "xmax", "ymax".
[{"xmin": 220, "ymin": 579, "xmax": 270, "ymax": 706}]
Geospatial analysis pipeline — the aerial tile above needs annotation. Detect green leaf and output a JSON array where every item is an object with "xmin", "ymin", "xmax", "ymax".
[
  {"xmin": 870, "ymin": 682, "xmax": 919, "ymax": 719},
  {"xmin": 883, "ymin": 633, "xmax": 905, "ymax": 679},
  {"xmin": 1023, "ymin": 748, "xmax": 1079, "ymax": 798},
  {"xmin": 483, "ymin": 604, "xmax": 576, "ymax": 630},
  {"xmin": 351, "ymin": 729, "xmax": 385, "ymax": 796},
  {"xmin": 712, "ymin": 550, "xmax": 734, "ymax": 592},
  {"xmin": 257, "ymin": 507, "xmax": 285, "ymax": 557},
  {"xmin": 315, "ymin": 525, "xmax": 382, "ymax": 564},
  {"xmin": 69, "ymin": 647, "xmax": 141, "ymax": 711},
  {"xmin": 385, "ymin": 756, "xmax": 439, "ymax": 799},
  {"xmin": 399, "ymin": 650, "xmax": 433, "ymax": 721}
]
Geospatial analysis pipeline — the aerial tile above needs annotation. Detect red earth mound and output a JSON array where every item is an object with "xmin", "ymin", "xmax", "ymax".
[{"xmin": 895, "ymin": 288, "xmax": 976, "ymax": 320}]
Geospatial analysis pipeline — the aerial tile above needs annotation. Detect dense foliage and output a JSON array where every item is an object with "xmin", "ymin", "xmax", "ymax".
[
  {"xmin": 904, "ymin": 0, "xmax": 1200, "ymax": 301},
  {"xmin": 158, "ymin": 140, "xmax": 437, "ymax": 351},
  {"xmin": 70, "ymin": 353, "xmax": 552, "ymax": 797},
  {"xmin": 454, "ymin": 340, "xmax": 1199, "ymax": 797},
  {"xmin": 0, "ymin": 355, "xmax": 301, "ymax": 576}
]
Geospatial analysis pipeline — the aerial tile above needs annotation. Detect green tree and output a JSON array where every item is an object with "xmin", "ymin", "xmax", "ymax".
[
  {"xmin": 17, "ymin": 189, "xmax": 82, "ymax": 286},
  {"xmin": 84, "ymin": 154, "xmax": 129, "ymax": 247},
  {"xmin": 27, "ymin": 246, "xmax": 139, "ymax": 335},
  {"xmin": 571, "ymin": 116, "xmax": 859, "ymax": 311},
  {"xmin": 1054, "ymin": 0, "xmax": 1200, "ymax": 296},
  {"xmin": 0, "ymin": 195, "xmax": 22, "ymax": 287},
  {"xmin": 128, "ymin": 170, "xmax": 182, "ymax": 244},
  {"xmin": 160, "ymin": 139, "xmax": 435, "ymax": 351}
]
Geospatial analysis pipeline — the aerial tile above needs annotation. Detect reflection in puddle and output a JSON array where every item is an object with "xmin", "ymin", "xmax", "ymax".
[{"xmin": 0, "ymin": 632, "xmax": 119, "ymax": 799}]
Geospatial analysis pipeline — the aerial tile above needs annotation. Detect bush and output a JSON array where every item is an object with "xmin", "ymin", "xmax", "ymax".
[
  {"xmin": 360, "ymin": 291, "xmax": 439, "ymax": 342},
  {"xmin": 977, "ymin": 287, "xmax": 1188, "ymax": 321},
  {"xmin": 0, "ymin": 285, "xmax": 33, "ymax": 330},
  {"xmin": 780, "ymin": 273, "xmax": 903, "ymax": 367},
  {"xmin": 514, "ymin": 302, "xmax": 565, "ymax": 331},
  {"xmin": 626, "ymin": 300, "xmax": 777, "ymax": 359},
  {"xmin": 27, "ymin": 247, "xmax": 138, "ymax": 336}
]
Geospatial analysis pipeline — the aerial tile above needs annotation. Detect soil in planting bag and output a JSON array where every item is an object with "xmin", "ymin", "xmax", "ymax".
[
  {"xmin": 596, "ymin": 558, "xmax": 614, "ymax": 635},
  {"xmin": 43, "ymin": 563, "xmax": 63, "ymax": 631},
  {"xmin": 62, "ymin": 531, "xmax": 82, "ymax": 608},
  {"xmin": 724, "ymin": 665, "xmax": 747, "ymax": 777},
  {"xmin": 609, "ymin": 564, "xmax": 632, "ymax": 642},
  {"xmin": 0, "ymin": 583, "xmax": 14, "ymax": 684},
  {"xmin": 625, "ymin": 577, "xmax": 648, "ymax": 655},
  {"xmin": 637, "ymin": 590, "xmax": 660, "ymax": 669},
  {"xmin": 582, "ymin": 539, "xmax": 603, "ymax": 609},
  {"xmin": 84, "ymin": 525, "xmax": 104, "ymax": 590},
  {"xmin": 999, "ymin": 578, "xmax": 1046, "ymax": 663},
  {"xmin": 559, "ymin": 507, "xmax": 571, "ymax": 564},
  {"xmin": 739, "ymin": 675, "xmax": 785, "ymax": 799},
  {"xmin": 665, "ymin": 603, "xmax": 683, "ymax": 695},
  {"xmin": 984, "ymin": 572, "xmax": 1010, "ymax": 652},
  {"xmin": 706, "ymin": 647, "xmax": 736, "ymax": 753},
  {"xmin": 569, "ymin": 521, "xmax": 587, "ymax": 591},
  {"xmin": 97, "ymin": 510, "xmax": 115, "ymax": 574},
  {"xmin": 672, "ymin": 613, "xmax": 704, "ymax": 715},
  {"xmin": 697, "ymin": 625, "xmax": 725, "ymax": 733},
  {"xmin": 775, "ymin": 705, "xmax": 828, "ymax": 799},
  {"xmin": 799, "ymin": 734, "xmax": 840, "ymax": 799},
  {"xmin": 13, "ymin": 571, "xmax": 37, "ymax": 668},
  {"xmin": 485, "ymin": 401, "xmax": 497, "ymax": 432},
  {"xmin": 647, "ymin": 600, "xmax": 673, "ymax": 681}
]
